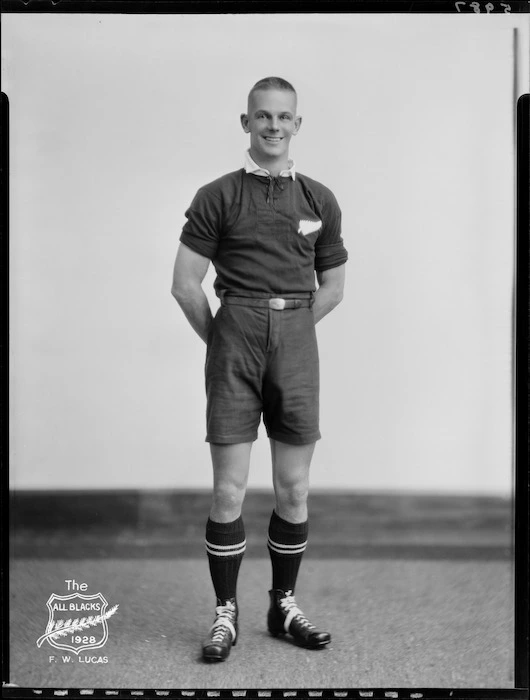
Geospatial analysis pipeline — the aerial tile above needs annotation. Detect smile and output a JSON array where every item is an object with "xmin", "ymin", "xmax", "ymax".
[{"xmin": 263, "ymin": 137, "xmax": 283, "ymax": 142}]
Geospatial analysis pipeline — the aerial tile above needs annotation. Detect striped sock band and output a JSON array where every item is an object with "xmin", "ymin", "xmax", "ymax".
[
  {"xmin": 267, "ymin": 510, "xmax": 308, "ymax": 594},
  {"xmin": 205, "ymin": 516, "xmax": 246, "ymax": 603}
]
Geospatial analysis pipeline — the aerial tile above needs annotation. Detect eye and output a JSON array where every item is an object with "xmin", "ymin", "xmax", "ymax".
[{"xmin": 281, "ymin": 115, "xmax": 292, "ymax": 120}]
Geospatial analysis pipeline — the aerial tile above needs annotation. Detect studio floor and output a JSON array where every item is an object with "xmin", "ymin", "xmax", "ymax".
[{"xmin": 7, "ymin": 490, "xmax": 515, "ymax": 690}]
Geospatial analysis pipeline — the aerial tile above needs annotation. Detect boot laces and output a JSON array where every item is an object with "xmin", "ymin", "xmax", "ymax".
[
  {"xmin": 279, "ymin": 591, "xmax": 315, "ymax": 631},
  {"xmin": 210, "ymin": 601, "xmax": 236, "ymax": 643}
]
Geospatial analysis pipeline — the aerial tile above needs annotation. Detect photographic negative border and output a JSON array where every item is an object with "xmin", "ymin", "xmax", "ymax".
[{"xmin": 2, "ymin": 3, "xmax": 529, "ymax": 698}]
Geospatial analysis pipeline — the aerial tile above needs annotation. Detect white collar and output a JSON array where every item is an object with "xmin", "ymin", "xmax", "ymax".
[{"xmin": 244, "ymin": 150, "xmax": 296, "ymax": 180}]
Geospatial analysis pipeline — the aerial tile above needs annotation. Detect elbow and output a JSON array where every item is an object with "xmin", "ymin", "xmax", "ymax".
[
  {"xmin": 171, "ymin": 276, "xmax": 201, "ymax": 306},
  {"xmin": 171, "ymin": 279, "xmax": 190, "ymax": 305},
  {"xmin": 171, "ymin": 283, "xmax": 182, "ymax": 303},
  {"xmin": 331, "ymin": 286, "xmax": 344, "ymax": 309}
]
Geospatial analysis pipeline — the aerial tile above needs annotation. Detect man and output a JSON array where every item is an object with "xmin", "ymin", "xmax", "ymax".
[{"xmin": 171, "ymin": 77, "xmax": 347, "ymax": 662}]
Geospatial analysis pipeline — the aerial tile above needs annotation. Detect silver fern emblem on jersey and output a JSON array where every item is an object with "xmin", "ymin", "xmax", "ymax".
[{"xmin": 298, "ymin": 219, "xmax": 322, "ymax": 236}]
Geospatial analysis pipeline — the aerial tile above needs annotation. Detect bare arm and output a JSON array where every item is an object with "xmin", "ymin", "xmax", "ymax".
[
  {"xmin": 313, "ymin": 264, "xmax": 346, "ymax": 324},
  {"xmin": 171, "ymin": 243, "xmax": 213, "ymax": 344}
]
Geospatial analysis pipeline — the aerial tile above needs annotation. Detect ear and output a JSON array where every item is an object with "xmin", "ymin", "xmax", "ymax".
[
  {"xmin": 240, "ymin": 113, "xmax": 250, "ymax": 133},
  {"xmin": 293, "ymin": 116, "xmax": 302, "ymax": 135}
]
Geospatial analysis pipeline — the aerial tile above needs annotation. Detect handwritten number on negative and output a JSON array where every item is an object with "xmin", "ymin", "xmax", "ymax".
[{"xmin": 455, "ymin": 1, "xmax": 511, "ymax": 10}]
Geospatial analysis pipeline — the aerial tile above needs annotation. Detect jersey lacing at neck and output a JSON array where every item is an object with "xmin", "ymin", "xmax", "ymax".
[{"xmin": 266, "ymin": 175, "xmax": 285, "ymax": 205}]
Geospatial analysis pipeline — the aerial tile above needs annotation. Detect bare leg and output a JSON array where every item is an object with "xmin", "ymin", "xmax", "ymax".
[
  {"xmin": 270, "ymin": 439, "xmax": 315, "ymax": 523},
  {"xmin": 209, "ymin": 442, "xmax": 253, "ymax": 522}
]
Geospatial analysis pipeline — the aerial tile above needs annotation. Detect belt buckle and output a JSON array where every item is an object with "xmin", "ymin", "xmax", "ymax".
[{"xmin": 269, "ymin": 297, "xmax": 286, "ymax": 311}]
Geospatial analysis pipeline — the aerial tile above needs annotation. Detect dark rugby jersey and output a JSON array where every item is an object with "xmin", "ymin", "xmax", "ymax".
[{"xmin": 180, "ymin": 168, "xmax": 348, "ymax": 296}]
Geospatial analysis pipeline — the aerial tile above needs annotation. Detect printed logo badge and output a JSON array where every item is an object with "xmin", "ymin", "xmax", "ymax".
[
  {"xmin": 298, "ymin": 219, "xmax": 322, "ymax": 236},
  {"xmin": 36, "ymin": 592, "xmax": 118, "ymax": 655}
]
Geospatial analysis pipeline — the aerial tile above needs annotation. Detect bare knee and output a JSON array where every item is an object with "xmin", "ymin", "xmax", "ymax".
[
  {"xmin": 211, "ymin": 477, "xmax": 247, "ymax": 522},
  {"xmin": 209, "ymin": 442, "xmax": 251, "ymax": 522},
  {"xmin": 274, "ymin": 481, "xmax": 309, "ymax": 522},
  {"xmin": 269, "ymin": 439, "xmax": 313, "ymax": 523}
]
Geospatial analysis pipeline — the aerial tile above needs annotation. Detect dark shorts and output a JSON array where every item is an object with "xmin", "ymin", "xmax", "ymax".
[{"xmin": 205, "ymin": 295, "xmax": 320, "ymax": 445}]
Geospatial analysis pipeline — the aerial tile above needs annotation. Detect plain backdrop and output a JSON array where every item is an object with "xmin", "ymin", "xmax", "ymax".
[{"xmin": 3, "ymin": 13, "xmax": 529, "ymax": 493}]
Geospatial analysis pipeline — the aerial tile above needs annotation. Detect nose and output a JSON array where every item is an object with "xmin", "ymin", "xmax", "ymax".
[{"xmin": 269, "ymin": 117, "xmax": 280, "ymax": 131}]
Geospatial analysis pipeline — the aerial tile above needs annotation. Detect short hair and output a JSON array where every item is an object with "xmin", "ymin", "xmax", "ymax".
[{"xmin": 248, "ymin": 76, "xmax": 297, "ymax": 102}]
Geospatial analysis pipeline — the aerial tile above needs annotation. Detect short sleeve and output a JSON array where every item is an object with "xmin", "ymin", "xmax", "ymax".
[
  {"xmin": 179, "ymin": 187, "xmax": 222, "ymax": 260},
  {"xmin": 314, "ymin": 190, "xmax": 348, "ymax": 272}
]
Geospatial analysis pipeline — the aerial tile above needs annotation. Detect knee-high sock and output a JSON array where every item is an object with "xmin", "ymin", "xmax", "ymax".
[
  {"xmin": 267, "ymin": 510, "xmax": 308, "ymax": 594},
  {"xmin": 205, "ymin": 516, "xmax": 246, "ymax": 603}
]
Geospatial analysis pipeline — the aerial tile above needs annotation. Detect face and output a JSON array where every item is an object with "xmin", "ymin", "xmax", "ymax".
[{"xmin": 240, "ymin": 88, "xmax": 302, "ymax": 171}]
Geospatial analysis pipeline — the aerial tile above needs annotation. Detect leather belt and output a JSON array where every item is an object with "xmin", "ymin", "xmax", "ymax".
[{"xmin": 220, "ymin": 296, "xmax": 313, "ymax": 310}]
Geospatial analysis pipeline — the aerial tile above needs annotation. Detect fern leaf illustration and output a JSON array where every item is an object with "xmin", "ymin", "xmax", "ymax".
[
  {"xmin": 36, "ymin": 604, "xmax": 119, "ymax": 648},
  {"xmin": 47, "ymin": 614, "xmax": 103, "ymax": 639}
]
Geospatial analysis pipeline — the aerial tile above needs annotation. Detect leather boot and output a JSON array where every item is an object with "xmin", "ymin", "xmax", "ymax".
[
  {"xmin": 202, "ymin": 598, "xmax": 238, "ymax": 661},
  {"xmin": 267, "ymin": 589, "xmax": 331, "ymax": 649}
]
